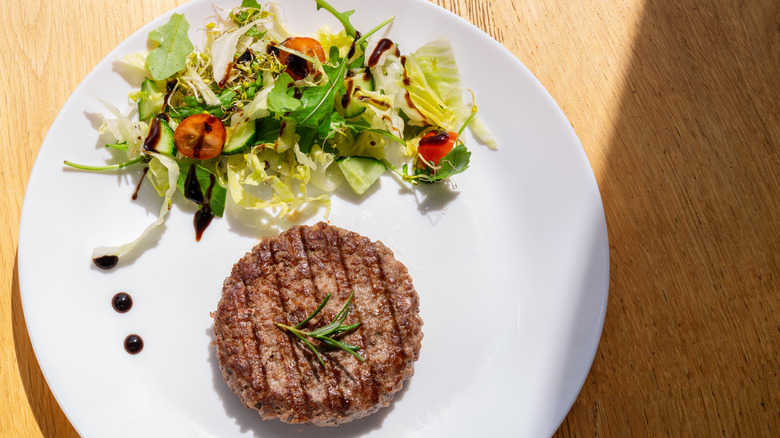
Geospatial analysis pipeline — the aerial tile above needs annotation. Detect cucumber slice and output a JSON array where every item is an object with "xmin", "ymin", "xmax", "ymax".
[
  {"xmin": 138, "ymin": 78, "xmax": 164, "ymax": 121},
  {"xmin": 142, "ymin": 116, "xmax": 175, "ymax": 155},
  {"xmin": 337, "ymin": 156, "xmax": 386, "ymax": 195},
  {"xmin": 336, "ymin": 68, "xmax": 374, "ymax": 118},
  {"xmin": 223, "ymin": 119, "xmax": 258, "ymax": 155}
]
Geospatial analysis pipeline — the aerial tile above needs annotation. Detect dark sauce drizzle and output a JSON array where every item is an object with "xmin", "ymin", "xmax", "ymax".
[
  {"xmin": 237, "ymin": 48, "xmax": 254, "ymax": 64},
  {"xmin": 131, "ymin": 167, "xmax": 149, "ymax": 201},
  {"xmin": 347, "ymin": 32, "xmax": 360, "ymax": 59},
  {"xmin": 163, "ymin": 80, "xmax": 175, "ymax": 111},
  {"xmin": 112, "ymin": 292, "xmax": 133, "ymax": 313},
  {"xmin": 190, "ymin": 119, "xmax": 214, "ymax": 159},
  {"xmin": 286, "ymin": 54, "xmax": 310, "ymax": 79},
  {"xmin": 368, "ymin": 38, "xmax": 398, "ymax": 68},
  {"xmin": 218, "ymin": 62, "xmax": 234, "ymax": 88},
  {"xmin": 184, "ymin": 164, "xmax": 204, "ymax": 204},
  {"xmin": 93, "ymin": 255, "xmax": 118, "ymax": 270},
  {"xmin": 142, "ymin": 117, "xmax": 162, "ymax": 152},
  {"xmin": 184, "ymin": 163, "xmax": 216, "ymax": 241},
  {"xmin": 124, "ymin": 334, "xmax": 144, "ymax": 354},
  {"xmin": 342, "ymin": 77, "xmax": 354, "ymax": 108},
  {"xmin": 420, "ymin": 131, "xmax": 452, "ymax": 147},
  {"xmin": 400, "ymin": 56, "xmax": 411, "ymax": 86},
  {"xmin": 266, "ymin": 42, "xmax": 280, "ymax": 57}
]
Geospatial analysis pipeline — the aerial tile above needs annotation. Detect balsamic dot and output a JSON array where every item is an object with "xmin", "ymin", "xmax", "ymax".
[
  {"xmin": 112, "ymin": 292, "xmax": 133, "ymax": 313},
  {"xmin": 93, "ymin": 255, "xmax": 118, "ymax": 269},
  {"xmin": 124, "ymin": 334, "xmax": 144, "ymax": 355}
]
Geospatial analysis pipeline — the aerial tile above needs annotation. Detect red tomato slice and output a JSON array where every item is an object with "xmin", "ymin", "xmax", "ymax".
[
  {"xmin": 418, "ymin": 131, "xmax": 457, "ymax": 166},
  {"xmin": 278, "ymin": 37, "xmax": 326, "ymax": 80},
  {"xmin": 173, "ymin": 114, "xmax": 226, "ymax": 159}
]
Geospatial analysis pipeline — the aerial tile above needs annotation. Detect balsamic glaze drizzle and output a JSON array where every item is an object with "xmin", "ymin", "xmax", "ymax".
[
  {"xmin": 93, "ymin": 255, "xmax": 118, "ymax": 270},
  {"xmin": 184, "ymin": 163, "xmax": 217, "ymax": 241}
]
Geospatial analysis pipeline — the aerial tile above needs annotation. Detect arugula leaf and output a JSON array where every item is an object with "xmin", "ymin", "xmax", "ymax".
[
  {"xmin": 315, "ymin": 0, "xmax": 358, "ymax": 38},
  {"xmin": 296, "ymin": 125, "xmax": 319, "ymax": 154},
  {"xmin": 169, "ymin": 89, "xmax": 237, "ymax": 120},
  {"xmin": 344, "ymin": 118, "xmax": 372, "ymax": 134},
  {"xmin": 169, "ymin": 96, "xmax": 225, "ymax": 119},
  {"xmin": 146, "ymin": 14, "xmax": 194, "ymax": 80},
  {"xmin": 288, "ymin": 85, "xmax": 335, "ymax": 128},
  {"xmin": 255, "ymin": 117, "xmax": 283, "ymax": 143},
  {"xmin": 318, "ymin": 113, "xmax": 371, "ymax": 141},
  {"xmin": 349, "ymin": 55, "xmax": 366, "ymax": 70},
  {"xmin": 286, "ymin": 57, "xmax": 349, "ymax": 129},
  {"xmin": 267, "ymin": 74, "xmax": 302, "ymax": 113},
  {"xmin": 318, "ymin": 112, "xmax": 346, "ymax": 140}
]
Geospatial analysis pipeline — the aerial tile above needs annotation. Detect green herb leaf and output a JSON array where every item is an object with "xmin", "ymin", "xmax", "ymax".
[
  {"xmin": 285, "ymin": 56, "xmax": 349, "ymax": 129},
  {"xmin": 276, "ymin": 291, "xmax": 364, "ymax": 366},
  {"xmin": 255, "ymin": 117, "xmax": 283, "ymax": 144},
  {"xmin": 296, "ymin": 125, "xmax": 319, "ymax": 153},
  {"xmin": 418, "ymin": 144, "xmax": 471, "ymax": 182},
  {"xmin": 318, "ymin": 111, "xmax": 346, "ymax": 140},
  {"xmin": 240, "ymin": 0, "xmax": 262, "ymax": 8},
  {"xmin": 146, "ymin": 13, "xmax": 194, "ymax": 81},
  {"xmin": 218, "ymin": 89, "xmax": 237, "ymax": 106},
  {"xmin": 267, "ymin": 74, "xmax": 302, "ymax": 113},
  {"xmin": 169, "ymin": 96, "xmax": 225, "ymax": 120},
  {"xmin": 315, "ymin": 0, "xmax": 357, "ymax": 38}
]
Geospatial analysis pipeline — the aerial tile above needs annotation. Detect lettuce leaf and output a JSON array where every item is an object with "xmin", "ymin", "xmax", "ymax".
[
  {"xmin": 411, "ymin": 38, "xmax": 466, "ymax": 124},
  {"xmin": 91, "ymin": 154, "xmax": 179, "ymax": 263},
  {"xmin": 400, "ymin": 54, "xmax": 456, "ymax": 130}
]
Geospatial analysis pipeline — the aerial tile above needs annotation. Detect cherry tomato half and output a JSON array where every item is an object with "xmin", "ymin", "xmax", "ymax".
[
  {"xmin": 173, "ymin": 113, "xmax": 227, "ymax": 159},
  {"xmin": 418, "ymin": 130, "xmax": 457, "ymax": 166},
  {"xmin": 278, "ymin": 37, "xmax": 326, "ymax": 81}
]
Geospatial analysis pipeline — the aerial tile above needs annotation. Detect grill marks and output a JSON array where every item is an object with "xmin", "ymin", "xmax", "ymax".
[
  {"xmin": 279, "ymin": 227, "xmax": 345, "ymax": 417},
  {"xmin": 337, "ymin": 229, "xmax": 408, "ymax": 395},
  {"xmin": 246, "ymin": 240, "xmax": 311, "ymax": 421},
  {"xmin": 374, "ymin": 242, "xmax": 423, "ymax": 363},
  {"xmin": 214, "ymin": 276, "xmax": 269, "ymax": 410},
  {"xmin": 299, "ymin": 226, "xmax": 360, "ymax": 416},
  {"xmin": 213, "ymin": 222, "xmax": 423, "ymax": 426},
  {"xmin": 268, "ymin": 233, "xmax": 320, "ymax": 420},
  {"xmin": 305, "ymin": 225, "xmax": 381, "ymax": 409}
]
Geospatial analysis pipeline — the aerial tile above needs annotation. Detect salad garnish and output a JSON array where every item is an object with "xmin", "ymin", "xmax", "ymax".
[{"xmin": 66, "ymin": 0, "xmax": 497, "ymax": 269}]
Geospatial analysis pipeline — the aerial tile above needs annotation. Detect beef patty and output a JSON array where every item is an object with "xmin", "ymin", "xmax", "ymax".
[{"xmin": 212, "ymin": 222, "xmax": 423, "ymax": 426}]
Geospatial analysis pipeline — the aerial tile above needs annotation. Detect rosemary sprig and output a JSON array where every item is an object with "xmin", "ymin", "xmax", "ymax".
[{"xmin": 276, "ymin": 291, "xmax": 364, "ymax": 365}]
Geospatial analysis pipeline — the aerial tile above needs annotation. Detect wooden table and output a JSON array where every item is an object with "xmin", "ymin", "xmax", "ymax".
[{"xmin": 2, "ymin": 0, "xmax": 778, "ymax": 436}]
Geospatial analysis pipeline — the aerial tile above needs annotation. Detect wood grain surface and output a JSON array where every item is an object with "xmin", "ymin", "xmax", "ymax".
[{"xmin": 2, "ymin": 0, "xmax": 778, "ymax": 436}]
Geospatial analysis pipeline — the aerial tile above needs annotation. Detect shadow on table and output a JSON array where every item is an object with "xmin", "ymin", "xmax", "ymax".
[
  {"xmin": 553, "ymin": 0, "xmax": 780, "ymax": 435},
  {"xmin": 12, "ymin": 254, "xmax": 80, "ymax": 437}
]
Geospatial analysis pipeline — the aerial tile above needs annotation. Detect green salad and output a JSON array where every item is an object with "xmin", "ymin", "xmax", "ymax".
[{"xmin": 67, "ymin": 0, "xmax": 496, "ymax": 268}]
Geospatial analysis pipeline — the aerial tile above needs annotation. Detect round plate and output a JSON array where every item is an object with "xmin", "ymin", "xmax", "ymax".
[{"xmin": 18, "ymin": 0, "xmax": 609, "ymax": 436}]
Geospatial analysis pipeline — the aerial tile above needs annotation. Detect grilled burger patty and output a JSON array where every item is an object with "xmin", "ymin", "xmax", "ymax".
[{"xmin": 213, "ymin": 222, "xmax": 423, "ymax": 426}]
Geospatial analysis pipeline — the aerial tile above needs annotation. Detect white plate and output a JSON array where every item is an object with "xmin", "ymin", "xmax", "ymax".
[{"xmin": 18, "ymin": 0, "xmax": 609, "ymax": 436}]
